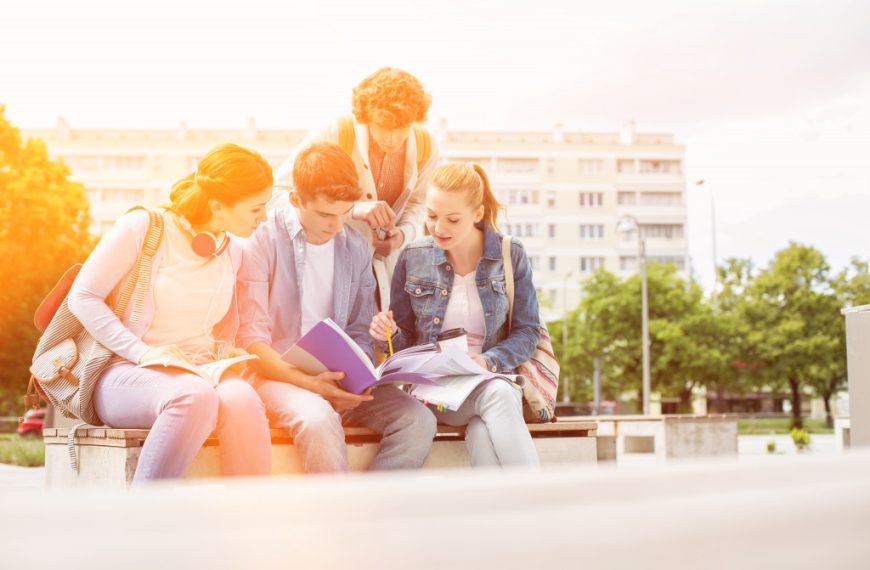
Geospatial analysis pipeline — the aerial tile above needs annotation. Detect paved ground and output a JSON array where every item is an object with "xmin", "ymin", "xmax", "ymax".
[
  {"xmin": 0, "ymin": 463, "xmax": 44, "ymax": 494},
  {"xmin": 0, "ymin": 433, "xmax": 842, "ymax": 491}
]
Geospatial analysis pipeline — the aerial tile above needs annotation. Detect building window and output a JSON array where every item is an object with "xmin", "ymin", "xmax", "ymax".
[
  {"xmin": 578, "ymin": 192, "xmax": 603, "ymax": 207},
  {"xmin": 617, "ymin": 159, "xmax": 636, "ymax": 173},
  {"xmin": 496, "ymin": 158, "xmax": 539, "ymax": 173},
  {"xmin": 530, "ymin": 256, "xmax": 541, "ymax": 271},
  {"xmin": 549, "ymin": 257, "xmax": 556, "ymax": 271},
  {"xmin": 548, "ymin": 224, "xmax": 556, "ymax": 238},
  {"xmin": 106, "ymin": 155, "xmax": 146, "ymax": 169},
  {"xmin": 640, "ymin": 192, "xmax": 682, "ymax": 206},
  {"xmin": 620, "ymin": 256, "xmax": 638, "ymax": 271},
  {"xmin": 639, "ymin": 160, "xmax": 681, "ymax": 174},
  {"xmin": 578, "ymin": 159, "xmax": 604, "ymax": 176},
  {"xmin": 62, "ymin": 155, "xmax": 100, "ymax": 170},
  {"xmin": 505, "ymin": 189, "xmax": 539, "ymax": 205},
  {"xmin": 579, "ymin": 224, "xmax": 605, "ymax": 240},
  {"xmin": 618, "ymin": 191, "xmax": 637, "ymax": 205},
  {"xmin": 580, "ymin": 257, "xmax": 606, "ymax": 273},
  {"xmin": 639, "ymin": 224, "xmax": 684, "ymax": 240},
  {"xmin": 506, "ymin": 223, "xmax": 539, "ymax": 238},
  {"xmin": 546, "ymin": 191, "xmax": 556, "ymax": 208},
  {"xmin": 650, "ymin": 255, "xmax": 686, "ymax": 270},
  {"xmin": 101, "ymin": 188, "xmax": 145, "ymax": 202}
]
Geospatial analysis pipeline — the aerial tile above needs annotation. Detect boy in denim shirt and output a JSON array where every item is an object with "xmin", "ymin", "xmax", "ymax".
[{"xmin": 238, "ymin": 142, "xmax": 435, "ymax": 473}]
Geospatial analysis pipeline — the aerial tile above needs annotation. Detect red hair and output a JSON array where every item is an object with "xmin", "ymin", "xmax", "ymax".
[
  {"xmin": 293, "ymin": 142, "xmax": 362, "ymax": 202},
  {"xmin": 352, "ymin": 67, "xmax": 432, "ymax": 128},
  {"xmin": 169, "ymin": 143, "xmax": 272, "ymax": 226}
]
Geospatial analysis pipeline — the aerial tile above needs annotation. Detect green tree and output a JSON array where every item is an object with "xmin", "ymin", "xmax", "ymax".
[
  {"xmin": 739, "ymin": 243, "xmax": 840, "ymax": 429},
  {"xmin": 0, "ymin": 105, "xmax": 93, "ymax": 414},
  {"xmin": 557, "ymin": 263, "xmax": 736, "ymax": 413}
]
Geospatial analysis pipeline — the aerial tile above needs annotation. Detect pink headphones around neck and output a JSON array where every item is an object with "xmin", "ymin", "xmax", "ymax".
[
  {"xmin": 175, "ymin": 213, "xmax": 230, "ymax": 257},
  {"xmin": 191, "ymin": 231, "xmax": 230, "ymax": 257}
]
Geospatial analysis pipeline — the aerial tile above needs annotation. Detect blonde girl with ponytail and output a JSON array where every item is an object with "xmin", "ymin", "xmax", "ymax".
[{"xmin": 370, "ymin": 162, "xmax": 541, "ymax": 468}]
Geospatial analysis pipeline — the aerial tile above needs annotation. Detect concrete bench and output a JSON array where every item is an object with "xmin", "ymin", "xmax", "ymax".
[
  {"xmin": 563, "ymin": 414, "xmax": 738, "ymax": 461},
  {"xmin": 44, "ymin": 420, "xmax": 598, "ymax": 488}
]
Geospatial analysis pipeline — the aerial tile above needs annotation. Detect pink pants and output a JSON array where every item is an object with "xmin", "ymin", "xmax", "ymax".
[{"xmin": 94, "ymin": 363, "xmax": 271, "ymax": 483}]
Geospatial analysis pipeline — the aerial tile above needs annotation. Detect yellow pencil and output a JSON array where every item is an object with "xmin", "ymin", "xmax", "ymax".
[{"xmin": 386, "ymin": 322, "xmax": 394, "ymax": 356}]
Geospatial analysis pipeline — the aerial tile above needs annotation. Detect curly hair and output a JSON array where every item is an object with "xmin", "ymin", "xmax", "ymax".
[{"xmin": 351, "ymin": 67, "xmax": 432, "ymax": 128}]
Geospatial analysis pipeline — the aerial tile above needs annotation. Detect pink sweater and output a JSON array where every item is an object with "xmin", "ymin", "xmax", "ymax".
[{"xmin": 68, "ymin": 209, "xmax": 243, "ymax": 364}]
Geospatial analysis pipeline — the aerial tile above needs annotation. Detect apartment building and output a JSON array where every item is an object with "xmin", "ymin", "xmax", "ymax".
[{"xmin": 24, "ymin": 119, "xmax": 688, "ymax": 320}]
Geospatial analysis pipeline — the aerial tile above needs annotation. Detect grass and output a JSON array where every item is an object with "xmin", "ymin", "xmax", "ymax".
[
  {"xmin": 738, "ymin": 418, "xmax": 834, "ymax": 435},
  {"xmin": 0, "ymin": 433, "xmax": 45, "ymax": 467}
]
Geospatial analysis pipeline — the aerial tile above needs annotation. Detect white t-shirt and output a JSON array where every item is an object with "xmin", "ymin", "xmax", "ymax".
[
  {"xmin": 143, "ymin": 214, "xmax": 234, "ymax": 360},
  {"xmin": 440, "ymin": 272, "xmax": 486, "ymax": 354},
  {"xmin": 300, "ymin": 240, "xmax": 336, "ymax": 336}
]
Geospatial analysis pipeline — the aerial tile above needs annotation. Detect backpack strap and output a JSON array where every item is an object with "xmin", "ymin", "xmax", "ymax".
[
  {"xmin": 337, "ymin": 115, "xmax": 356, "ymax": 157},
  {"xmin": 501, "ymin": 235, "xmax": 515, "ymax": 333},
  {"xmin": 120, "ymin": 207, "xmax": 165, "ymax": 323},
  {"xmin": 339, "ymin": 115, "xmax": 431, "ymax": 172},
  {"xmin": 412, "ymin": 124, "xmax": 431, "ymax": 171}
]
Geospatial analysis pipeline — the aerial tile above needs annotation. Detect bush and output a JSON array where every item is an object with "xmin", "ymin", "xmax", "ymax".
[
  {"xmin": 790, "ymin": 427, "xmax": 811, "ymax": 451},
  {"xmin": 0, "ymin": 434, "xmax": 45, "ymax": 467},
  {"xmin": 767, "ymin": 440, "xmax": 777, "ymax": 453}
]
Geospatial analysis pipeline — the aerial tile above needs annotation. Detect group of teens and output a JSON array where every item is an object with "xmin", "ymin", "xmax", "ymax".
[{"xmin": 68, "ymin": 67, "xmax": 543, "ymax": 483}]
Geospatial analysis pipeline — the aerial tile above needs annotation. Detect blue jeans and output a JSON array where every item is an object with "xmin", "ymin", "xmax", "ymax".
[{"xmin": 253, "ymin": 379, "xmax": 436, "ymax": 473}]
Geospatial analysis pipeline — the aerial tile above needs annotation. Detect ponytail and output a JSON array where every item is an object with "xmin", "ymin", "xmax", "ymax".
[
  {"xmin": 431, "ymin": 162, "xmax": 504, "ymax": 232},
  {"xmin": 168, "ymin": 143, "xmax": 273, "ymax": 226}
]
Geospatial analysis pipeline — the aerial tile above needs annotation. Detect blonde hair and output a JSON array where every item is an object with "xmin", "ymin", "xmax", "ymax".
[
  {"xmin": 431, "ymin": 162, "xmax": 503, "ymax": 231},
  {"xmin": 169, "ymin": 143, "xmax": 273, "ymax": 226}
]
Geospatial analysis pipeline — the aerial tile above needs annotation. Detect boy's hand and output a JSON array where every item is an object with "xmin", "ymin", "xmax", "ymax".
[
  {"xmin": 369, "ymin": 311, "xmax": 397, "ymax": 343},
  {"xmin": 373, "ymin": 228, "xmax": 404, "ymax": 258},
  {"xmin": 313, "ymin": 371, "xmax": 374, "ymax": 411},
  {"xmin": 352, "ymin": 200, "xmax": 396, "ymax": 230}
]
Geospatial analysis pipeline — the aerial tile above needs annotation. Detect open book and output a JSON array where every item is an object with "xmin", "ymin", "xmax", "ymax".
[
  {"xmin": 281, "ymin": 319, "xmax": 443, "ymax": 393},
  {"xmin": 402, "ymin": 348, "xmax": 523, "ymax": 412},
  {"xmin": 281, "ymin": 318, "xmax": 521, "ymax": 410},
  {"xmin": 137, "ymin": 353, "xmax": 259, "ymax": 387}
]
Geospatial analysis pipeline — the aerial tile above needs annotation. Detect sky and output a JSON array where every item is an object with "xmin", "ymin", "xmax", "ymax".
[{"xmin": 2, "ymin": 0, "xmax": 869, "ymax": 289}]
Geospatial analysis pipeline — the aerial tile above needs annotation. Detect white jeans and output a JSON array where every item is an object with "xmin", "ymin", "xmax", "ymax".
[{"xmin": 432, "ymin": 380, "xmax": 540, "ymax": 468}]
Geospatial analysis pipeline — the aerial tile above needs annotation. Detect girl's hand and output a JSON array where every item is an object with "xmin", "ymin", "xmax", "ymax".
[
  {"xmin": 369, "ymin": 310, "xmax": 397, "ymax": 343},
  {"xmin": 223, "ymin": 347, "xmax": 251, "ymax": 375},
  {"xmin": 468, "ymin": 352, "xmax": 489, "ymax": 371}
]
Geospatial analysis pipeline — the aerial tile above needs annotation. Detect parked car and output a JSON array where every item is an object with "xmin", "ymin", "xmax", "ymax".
[{"xmin": 17, "ymin": 407, "xmax": 45, "ymax": 437}]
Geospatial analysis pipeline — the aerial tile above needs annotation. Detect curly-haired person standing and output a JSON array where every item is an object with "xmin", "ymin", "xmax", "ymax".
[{"xmin": 272, "ymin": 67, "xmax": 440, "ymax": 310}]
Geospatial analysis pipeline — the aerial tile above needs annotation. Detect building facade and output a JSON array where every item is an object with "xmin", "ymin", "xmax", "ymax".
[{"xmin": 24, "ymin": 119, "xmax": 688, "ymax": 320}]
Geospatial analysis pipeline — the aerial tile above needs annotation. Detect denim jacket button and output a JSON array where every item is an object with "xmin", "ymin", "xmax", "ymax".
[
  {"xmin": 433, "ymin": 317, "xmax": 441, "ymax": 325},
  {"xmin": 415, "ymin": 287, "xmax": 422, "ymax": 294},
  {"xmin": 491, "ymin": 365, "xmax": 497, "ymax": 372},
  {"xmin": 441, "ymin": 289, "xmax": 448, "ymax": 296},
  {"xmin": 446, "ymin": 265, "xmax": 452, "ymax": 271}
]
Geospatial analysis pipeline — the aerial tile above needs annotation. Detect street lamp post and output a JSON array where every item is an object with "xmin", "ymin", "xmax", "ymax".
[
  {"xmin": 617, "ymin": 215, "xmax": 651, "ymax": 415},
  {"xmin": 561, "ymin": 272, "xmax": 572, "ymax": 403}
]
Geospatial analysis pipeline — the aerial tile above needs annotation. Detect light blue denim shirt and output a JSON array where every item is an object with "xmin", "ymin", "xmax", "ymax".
[
  {"xmin": 389, "ymin": 224, "xmax": 540, "ymax": 373},
  {"xmin": 236, "ymin": 207, "xmax": 376, "ymax": 359}
]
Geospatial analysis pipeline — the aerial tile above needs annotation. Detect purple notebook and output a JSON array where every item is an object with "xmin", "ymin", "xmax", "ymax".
[{"xmin": 287, "ymin": 319, "xmax": 442, "ymax": 394}]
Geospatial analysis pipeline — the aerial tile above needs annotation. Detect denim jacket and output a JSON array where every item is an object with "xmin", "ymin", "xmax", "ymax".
[{"xmin": 389, "ymin": 224, "xmax": 540, "ymax": 373}]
